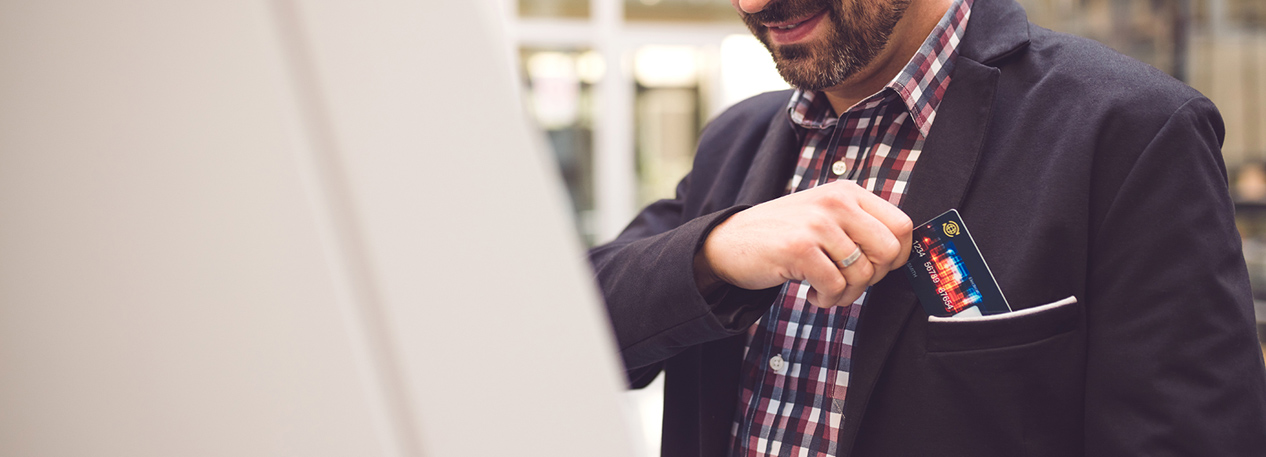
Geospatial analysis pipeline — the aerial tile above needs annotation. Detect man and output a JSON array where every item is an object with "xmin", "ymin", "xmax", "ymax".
[{"xmin": 590, "ymin": 0, "xmax": 1266, "ymax": 454}]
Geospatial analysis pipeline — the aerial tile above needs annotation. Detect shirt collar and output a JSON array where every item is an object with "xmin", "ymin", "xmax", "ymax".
[{"xmin": 787, "ymin": 0, "xmax": 974, "ymax": 137}]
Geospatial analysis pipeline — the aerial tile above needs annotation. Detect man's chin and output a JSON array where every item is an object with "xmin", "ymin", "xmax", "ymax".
[
  {"xmin": 763, "ymin": 37, "xmax": 847, "ymax": 90},
  {"xmin": 774, "ymin": 56, "xmax": 847, "ymax": 91}
]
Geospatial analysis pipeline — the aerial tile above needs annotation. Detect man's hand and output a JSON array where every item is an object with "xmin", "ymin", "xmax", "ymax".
[{"xmin": 694, "ymin": 180, "xmax": 913, "ymax": 308}]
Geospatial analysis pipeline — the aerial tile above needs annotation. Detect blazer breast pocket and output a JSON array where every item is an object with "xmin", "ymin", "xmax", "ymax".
[
  {"xmin": 926, "ymin": 296, "xmax": 1081, "ymax": 352},
  {"xmin": 917, "ymin": 296, "xmax": 1087, "ymax": 457}
]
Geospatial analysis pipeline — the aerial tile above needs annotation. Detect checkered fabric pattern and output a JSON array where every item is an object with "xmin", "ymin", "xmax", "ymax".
[{"xmin": 729, "ymin": 1, "xmax": 973, "ymax": 456}]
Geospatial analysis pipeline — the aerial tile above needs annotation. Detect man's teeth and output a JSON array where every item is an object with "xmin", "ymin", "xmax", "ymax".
[{"xmin": 775, "ymin": 22, "xmax": 801, "ymax": 30}]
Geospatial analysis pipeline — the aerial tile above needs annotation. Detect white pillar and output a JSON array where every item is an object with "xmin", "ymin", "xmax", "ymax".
[{"xmin": 593, "ymin": 0, "xmax": 637, "ymax": 242}]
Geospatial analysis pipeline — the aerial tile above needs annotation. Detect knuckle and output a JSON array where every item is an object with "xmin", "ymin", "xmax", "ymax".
[
  {"xmin": 843, "ymin": 201, "xmax": 863, "ymax": 218},
  {"xmin": 804, "ymin": 212, "xmax": 832, "ymax": 233},
  {"xmin": 816, "ymin": 192, "xmax": 843, "ymax": 211},
  {"xmin": 895, "ymin": 213, "xmax": 914, "ymax": 235},
  {"xmin": 840, "ymin": 263, "xmax": 864, "ymax": 283},
  {"xmin": 801, "ymin": 243, "xmax": 824, "ymax": 260},
  {"xmin": 874, "ymin": 238, "xmax": 901, "ymax": 262},
  {"xmin": 825, "ymin": 199, "xmax": 857, "ymax": 220},
  {"xmin": 850, "ymin": 261, "xmax": 875, "ymax": 281},
  {"xmin": 895, "ymin": 249, "xmax": 912, "ymax": 265},
  {"xmin": 784, "ymin": 237, "xmax": 814, "ymax": 256},
  {"xmin": 821, "ymin": 273, "xmax": 846, "ymax": 294},
  {"xmin": 859, "ymin": 261, "xmax": 875, "ymax": 278},
  {"xmin": 840, "ymin": 286, "xmax": 864, "ymax": 305},
  {"xmin": 822, "ymin": 188, "xmax": 857, "ymax": 210}
]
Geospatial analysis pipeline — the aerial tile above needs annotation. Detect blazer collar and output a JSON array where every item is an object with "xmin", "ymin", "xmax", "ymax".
[
  {"xmin": 734, "ymin": 103, "xmax": 801, "ymax": 207},
  {"xmin": 959, "ymin": 0, "xmax": 1031, "ymax": 65}
]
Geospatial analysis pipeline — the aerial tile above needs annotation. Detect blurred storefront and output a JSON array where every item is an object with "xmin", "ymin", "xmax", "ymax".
[
  {"xmin": 503, "ymin": 0, "xmax": 1266, "ymax": 452},
  {"xmin": 505, "ymin": 0, "xmax": 785, "ymax": 247},
  {"xmin": 503, "ymin": 6, "xmax": 779, "ymax": 449}
]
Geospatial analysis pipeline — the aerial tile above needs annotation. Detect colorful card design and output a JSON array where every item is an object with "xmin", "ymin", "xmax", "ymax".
[{"xmin": 905, "ymin": 209, "xmax": 1011, "ymax": 318}]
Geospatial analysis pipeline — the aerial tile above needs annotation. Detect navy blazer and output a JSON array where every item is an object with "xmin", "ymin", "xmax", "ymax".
[{"xmin": 590, "ymin": 0, "xmax": 1266, "ymax": 455}]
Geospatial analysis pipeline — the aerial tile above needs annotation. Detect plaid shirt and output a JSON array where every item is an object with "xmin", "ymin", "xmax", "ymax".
[{"xmin": 729, "ymin": 1, "xmax": 972, "ymax": 455}]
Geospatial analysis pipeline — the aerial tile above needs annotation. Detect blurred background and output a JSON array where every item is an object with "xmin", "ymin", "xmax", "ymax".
[{"xmin": 499, "ymin": 0, "xmax": 1266, "ymax": 454}]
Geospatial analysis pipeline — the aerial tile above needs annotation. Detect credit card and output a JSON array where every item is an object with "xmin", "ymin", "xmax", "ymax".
[{"xmin": 904, "ymin": 209, "xmax": 1010, "ymax": 318}]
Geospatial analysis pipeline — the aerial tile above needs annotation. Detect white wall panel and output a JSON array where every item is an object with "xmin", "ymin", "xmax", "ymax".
[{"xmin": 0, "ymin": 1, "xmax": 635, "ymax": 456}]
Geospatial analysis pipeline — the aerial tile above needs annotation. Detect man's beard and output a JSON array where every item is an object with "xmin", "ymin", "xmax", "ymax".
[{"xmin": 743, "ymin": 0, "xmax": 911, "ymax": 91}]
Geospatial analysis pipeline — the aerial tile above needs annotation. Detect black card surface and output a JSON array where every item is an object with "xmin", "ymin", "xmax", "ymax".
[{"xmin": 904, "ymin": 209, "xmax": 1010, "ymax": 318}]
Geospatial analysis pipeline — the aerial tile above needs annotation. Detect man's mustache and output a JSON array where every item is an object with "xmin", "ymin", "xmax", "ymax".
[{"xmin": 743, "ymin": 0, "xmax": 834, "ymax": 25}]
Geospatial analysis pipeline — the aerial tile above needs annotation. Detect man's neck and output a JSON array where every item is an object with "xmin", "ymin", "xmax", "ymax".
[{"xmin": 822, "ymin": 0, "xmax": 954, "ymax": 114}]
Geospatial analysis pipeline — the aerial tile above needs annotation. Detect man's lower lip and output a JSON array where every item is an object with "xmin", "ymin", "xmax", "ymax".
[{"xmin": 767, "ymin": 10, "xmax": 827, "ymax": 45}]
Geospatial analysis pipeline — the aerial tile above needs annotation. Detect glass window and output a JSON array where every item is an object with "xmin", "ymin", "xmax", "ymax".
[
  {"xmin": 631, "ymin": 42, "xmax": 788, "ymax": 206},
  {"xmin": 716, "ymin": 34, "xmax": 790, "ymax": 113},
  {"xmin": 518, "ymin": 0, "xmax": 589, "ymax": 19},
  {"xmin": 634, "ymin": 45, "xmax": 702, "ymax": 206},
  {"xmin": 625, "ymin": 0, "xmax": 740, "ymax": 23},
  {"xmin": 520, "ymin": 48, "xmax": 600, "ymax": 245}
]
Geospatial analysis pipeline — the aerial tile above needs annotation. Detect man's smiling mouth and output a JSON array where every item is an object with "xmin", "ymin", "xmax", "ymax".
[{"xmin": 764, "ymin": 9, "xmax": 826, "ymax": 30}]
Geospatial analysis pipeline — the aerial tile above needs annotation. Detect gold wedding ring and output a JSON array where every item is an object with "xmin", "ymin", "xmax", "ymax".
[{"xmin": 837, "ymin": 247, "xmax": 863, "ymax": 268}]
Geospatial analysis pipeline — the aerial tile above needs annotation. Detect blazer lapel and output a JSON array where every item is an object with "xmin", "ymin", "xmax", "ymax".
[
  {"xmin": 836, "ymin": 57, "xmax": 1002, "ymax": 454},
  {"xmin": 735, "ymin": 107, "xmax": 800, "ymax": 207}
]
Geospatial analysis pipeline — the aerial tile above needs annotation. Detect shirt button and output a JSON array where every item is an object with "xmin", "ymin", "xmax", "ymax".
[
  {"xmin": 831, "ymin": 160, "xmax": 847, "ymax": 176},
  {"xmin": 769, "ymin": 355, "xmax": 786, "ymax": 372}
]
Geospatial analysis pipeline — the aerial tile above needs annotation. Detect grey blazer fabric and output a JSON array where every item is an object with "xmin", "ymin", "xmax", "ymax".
[{"xmin": 589, "ymin": 0, "xmax": 1266, "ymax": 455}]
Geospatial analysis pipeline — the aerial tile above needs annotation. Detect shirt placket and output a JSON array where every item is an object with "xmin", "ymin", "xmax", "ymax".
[{"xmin": 731, "ymin": 0, "xmax": 972, "ymax": 451}]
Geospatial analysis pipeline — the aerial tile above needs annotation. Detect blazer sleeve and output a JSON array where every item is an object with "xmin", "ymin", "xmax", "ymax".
[
  {"xmin": 1083, "ymin": 96, "xmax": 1266, "ymax": 456},
  {"xmin": 588, "ymin": 90, "xmax": 792, "ymax": 385},
  {"xmin": 588, "ymin": 172, "xmax": 777, "ymax": 382}
]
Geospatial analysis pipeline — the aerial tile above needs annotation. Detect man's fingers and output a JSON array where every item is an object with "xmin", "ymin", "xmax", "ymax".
[
  {"xmin": 840, "ymin": 213, "xmax": 902, "ymax": 271},
  {"xmin": 855, "ymin": 190, "xmax": 914, "ymax": 269},
  {"xmin": 818, "ymin": 223, "xmax": 861, "ymax": 270},
  {"xmin": 836, "ymin": 282, "xmax": 868, "ymax": 308},
  {"xmin": 855, "ymin": 185, "xmax": 912, "ymax": 232},
  {"xmin": 821, "ymin": 180, "xmax": 912, "ymax": 271},
  {"xmin": 893, "ymin": 228, "xmax": 913, "ymax": 271},
  {"xmin": 801, "ymin": 249, "xmax": 847, "ymax": 308},
  {"xmin": 838, "ymin": 252, "xmax": 876, "ymax": 291},
  {"xmin": 705, "ymin": 179, "xmax": 914, "ymax": 303},
  {"xmin": 813, "ymin": 225, "xmax": 884, "ymax": 292}
]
